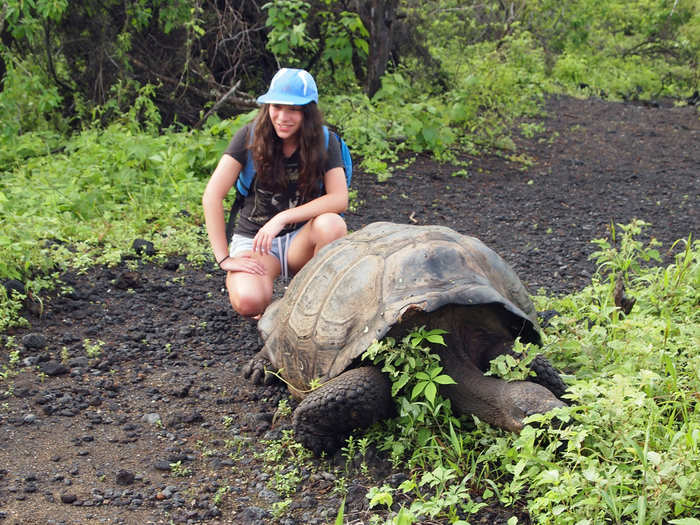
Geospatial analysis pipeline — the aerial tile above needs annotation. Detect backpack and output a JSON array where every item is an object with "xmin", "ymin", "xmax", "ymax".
[{"xmin": 225, "ymin": 125, "xmax": 352, "ymax": 242}]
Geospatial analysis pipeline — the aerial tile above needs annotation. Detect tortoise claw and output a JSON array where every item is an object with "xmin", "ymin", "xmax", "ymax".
[{"xmin": 243, "ymin": 356, "xmax": 273, "ymax": 385}]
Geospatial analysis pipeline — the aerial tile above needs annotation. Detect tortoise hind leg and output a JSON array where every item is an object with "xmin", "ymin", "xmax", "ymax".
[{"xmin": 293, "ymin": 366, "xmax": 393, "ymax": 455}]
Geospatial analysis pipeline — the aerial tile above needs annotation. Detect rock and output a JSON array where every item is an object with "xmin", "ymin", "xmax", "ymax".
[
  {"xmin": 22, "ymin": 333, "xmax": 47, "ymax": 350},
  {"xmin": 132, "ymin": 239, "xmax": 156, "ymax": 257},
  {"xmin": 60, "ymin": 493, "xmax": 77, "ymax": 504},
  {"xmin": 258, "ymin": 488, "xmax": 280, "ymax": 503},
  {"xmin": 240, "ymin": 506, "xmax": 271, "ymax": 522},
  {"xmin": 116, "ymin": 470, "xmax": 135, "ymax": 486},
  {"xmin": 39, "ymin": 361, "xmax": 69, "ymax": 376},
  {"xmin": 387, "ymin": 472, "xmax": 408, "ymax": 487},
  {"xmin": 164, "ymin": 411, "xmax": 203, "ymax": 428},
  {"xmin": 115, "ymin": 271, "xmax": 141, "ymax": 290},
  {"xmin": 345, "ymin": 481, "xmax": 368, "ymax": 510},
  {"xmin": 1, "ymin": 278, "xmax": 25, "ymax": 295},
  {"xmin": 163, "ymin": 260, "xmax": 179, "ymax": 271},
  {"xmin": 154, "ymin": 461, "xmax": 171, "ymax": 471},
  {"xmin": 67, "ymin": 356, "xmax": 89, "ymax": 368},
  {"xmin": 142, "ymin": 413, "xmax": 162, "ymax": 426}
]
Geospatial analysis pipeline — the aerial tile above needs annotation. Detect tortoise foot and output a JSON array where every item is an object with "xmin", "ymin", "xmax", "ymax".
[
  {"xmin": 505, "ymin": 381, "xmax": 566, "ymax": 432},
  {"xmin": 242, "ymin": 354, "xmax": 274, "ymax": 385},
  {"xmin": 528, "ymin": 354, "xmax": 568, "ymax": 399},
  {"xmin": 293, "ymin": 367, "xmax": 393, "ymax": 455}
]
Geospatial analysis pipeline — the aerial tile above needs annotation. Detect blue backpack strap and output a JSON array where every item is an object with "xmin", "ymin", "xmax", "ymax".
[
  {"xmin": 323, "ymin": 125, "xmax": 352, "ymax": 188},
  {"xmin": 226, "ymin": 125, "xmax": 255, "ymax": 243},
  {"xmin": 236, "ymin": 126, "xmax": 257, "ymax": 197}
]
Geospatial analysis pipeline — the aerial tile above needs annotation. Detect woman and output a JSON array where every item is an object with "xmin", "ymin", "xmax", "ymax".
[{"xmin": 202, "ymin": 68, "xmax": 348, "ymax": 319}]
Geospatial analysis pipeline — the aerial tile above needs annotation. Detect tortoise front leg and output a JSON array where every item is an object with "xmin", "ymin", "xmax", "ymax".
[
  {"xmin": 293, "ymin": 366, "xmax": 394, "ymax": 455},
  {"xmin": 440, "ymin": 350, "xmax": 565, "ymax": 432},
  {"xmin": 242, "ymin": 353, "xmax": 275, "ymax": 385}
]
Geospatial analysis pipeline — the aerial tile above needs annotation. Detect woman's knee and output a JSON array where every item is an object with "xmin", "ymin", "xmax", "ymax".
[
  {"xmin": 311, "ymin": 213, "xmax": 347, "ymax": 242},
  {"xmin": 229, "ymin": 289, "xmax": 269, "ymax": 317},
  {"xmin": 226, "ymin": 277, "xmax": 272, "ymax": 317},
  {"xmin": 229, "ymin": 295, "xmax": 260, "ymax": 317}
]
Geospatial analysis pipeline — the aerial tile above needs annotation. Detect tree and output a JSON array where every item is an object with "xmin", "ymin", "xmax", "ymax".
[{"xmin": 350, "ymin": 0, "xmax": 399, "ymax": 97}]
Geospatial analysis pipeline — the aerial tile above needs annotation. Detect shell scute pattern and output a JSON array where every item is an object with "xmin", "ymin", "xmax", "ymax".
[{"xmin": 259, "ymin": 222, "xmax": 541, "ymax": 395}]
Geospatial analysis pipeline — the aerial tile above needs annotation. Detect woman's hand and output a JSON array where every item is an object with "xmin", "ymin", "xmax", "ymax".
[
  {"xmin": 220, "ymin": 255, "xmax": 266, "ymax": 275},
  {"xmin": 252, "ymin": 214, "xmax": 287, "ymax": 255}
]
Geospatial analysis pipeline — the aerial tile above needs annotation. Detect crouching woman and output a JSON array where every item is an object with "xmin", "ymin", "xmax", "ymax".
[{"xmin": 202, "ymin": 68, "xmax": 348, "ymax": 319}]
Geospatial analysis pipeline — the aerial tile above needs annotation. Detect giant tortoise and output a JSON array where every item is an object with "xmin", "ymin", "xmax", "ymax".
[{"xmin": 244, "ymin": 222, "xmax": 566, "ymax": 453}]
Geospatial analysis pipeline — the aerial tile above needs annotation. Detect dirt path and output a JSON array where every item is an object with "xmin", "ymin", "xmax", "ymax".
[{"xmin": 0, "ymin": 95, "xmax": 698, "ymax": 525}]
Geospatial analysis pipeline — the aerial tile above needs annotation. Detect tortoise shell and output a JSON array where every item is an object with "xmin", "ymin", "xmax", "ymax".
[{"xmin": 257, "ymin": 222, "xmax": 541, "ymax": 396}]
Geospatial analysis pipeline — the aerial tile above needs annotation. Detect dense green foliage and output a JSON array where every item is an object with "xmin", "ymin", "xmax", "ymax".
[
  {"xmin": 1, "ymin": 2, "xmax": 699, "ymax": 521},
  {"xmin": 0, "ymin": 110, "xmax": 256, "ymax": 329},
  {"xmin": 361, "ymin": 224, "xmax": 699, "ymax": 524}
]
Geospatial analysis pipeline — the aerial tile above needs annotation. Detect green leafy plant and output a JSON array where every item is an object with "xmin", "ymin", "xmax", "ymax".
[
  {"xmin": 83, "ymin": 339, "xmax": 105, "ymax": 359},
  {"xmin": 169, "ymin": 460, "xmax": 192, "ymax": 477},
  {"xmin": 353, "ymin": 223, "xmax": 699, "ymax": 524},
  {"xmin": 212, "ymin": 485, "xmax": 230, "ymax": 507},
  {"xmin": 255, "ymin": 428, "xmax": 314, "ymax": 508},
  {"xmin": 263, "ymin": 0, "xmax": 317, "ymax": 65},
  {"xmin": 486, "ymin": 338, "xmax": 538, "ymax": 381},
  {"xmin": 590, "ymin": 219, "xmax": 663, "ymax": 284}
]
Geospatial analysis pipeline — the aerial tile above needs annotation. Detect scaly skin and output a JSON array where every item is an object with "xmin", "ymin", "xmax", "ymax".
[{"xmin": 291, "ymin": 367, "xmax": 394, "ymax": 454}]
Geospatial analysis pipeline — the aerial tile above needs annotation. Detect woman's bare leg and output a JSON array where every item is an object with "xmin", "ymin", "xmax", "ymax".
[
  {"xmin": 226, "ymin": 251, "xmax": 281, "ymax": 318},
  {"xmin": 287, "ymin": 213, "xmax": 347, "ymax": 273}
]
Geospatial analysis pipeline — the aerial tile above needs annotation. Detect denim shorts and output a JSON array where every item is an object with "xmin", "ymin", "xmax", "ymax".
[{"xmin": 229, "ymin": 228, "xmax": 301, "ymax": 280}]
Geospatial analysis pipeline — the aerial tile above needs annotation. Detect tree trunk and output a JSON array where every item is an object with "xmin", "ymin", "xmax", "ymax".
[{"xmin": 353, "ymin": 0, "xmax": 398, "ymax": 98}]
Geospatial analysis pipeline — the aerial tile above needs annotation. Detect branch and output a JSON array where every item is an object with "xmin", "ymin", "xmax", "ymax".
[
  {"xmin": 195, "ymin": 80, "xmax": 251, "ymax": 128},
  {"xmin": 128, "ymin": 54, "xmax": 258, "ymax": 114}
]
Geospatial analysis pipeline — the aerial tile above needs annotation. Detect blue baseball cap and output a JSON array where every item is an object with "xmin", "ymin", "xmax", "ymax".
[{"xmin": 257, "ymin": 68, "xmax": 318, "ymax": 106}]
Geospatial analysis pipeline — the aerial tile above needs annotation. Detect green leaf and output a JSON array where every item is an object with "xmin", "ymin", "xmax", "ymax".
[
  {"xmin": 424, "ymin": 382, "xmax": 437, "ymax": 404},
  {"xmin": 334, "ymin": 497, "xmax": 345, "ymax": 525},
  {"xmin": 433, "ymin": 374, "xmax": 457, "ymax": 385},
  {"xmin": 425, "ymin": 333, "xmax": 446, "ymax": 345},
  {"xmin": 411, "ymin": 381, "xmax": 427, "ymax": 400}
]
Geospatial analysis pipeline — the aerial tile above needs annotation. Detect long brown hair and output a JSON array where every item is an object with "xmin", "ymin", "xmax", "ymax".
[{"xmin": 250, "ymin": 102, "xmax": 326, "ymax": 201}]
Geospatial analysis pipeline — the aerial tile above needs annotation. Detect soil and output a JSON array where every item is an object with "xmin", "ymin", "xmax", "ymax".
[{"xmin": 0, "ymin": 95, "xmax": 698, "ymax": 525}]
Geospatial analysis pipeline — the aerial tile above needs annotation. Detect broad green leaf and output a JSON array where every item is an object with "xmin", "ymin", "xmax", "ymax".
[{"xmin": 433, "ymin": 374, "xmax": 457, "ymax": 385}]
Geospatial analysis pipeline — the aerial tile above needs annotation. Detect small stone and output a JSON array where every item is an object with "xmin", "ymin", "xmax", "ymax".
[
  {"xmin": 22, "ymin": 356, "xmax": 40, "ymax": 367},
  {"xmin": 61, "ymin": 493, "xmax": 77, "ymax": 504},
  {"xmin": 142, "ymin": 413, "xmax": 161, "ymax": 426},
  {"xmin": 116, "ymin": 470, "xmax": 135, "ymax": 486},
  {"xmin": 132, "ymin": 239, "xmax": 156, "ymax": 256},
  {"xmin": 154, "ymin": 461, "xmax": 171, "ymax": 471},
  {"xmin": 22, "ymin": 333, "xmax": 47, "ymax": 350},
  {"xmin": 39, "ymin": 361, "xmax": 69, "ymax": 377}
]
